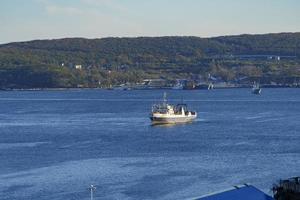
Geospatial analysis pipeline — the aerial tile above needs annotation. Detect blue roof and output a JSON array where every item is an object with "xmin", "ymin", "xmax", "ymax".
[{"xmin": 195, "ymin": 185, "xmax": 274, "ymax": 200}]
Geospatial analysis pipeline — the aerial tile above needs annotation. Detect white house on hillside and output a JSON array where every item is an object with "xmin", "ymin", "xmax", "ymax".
[{"xmin": 75, "ymin": 65, "xmax": 82, "ymax": 70}]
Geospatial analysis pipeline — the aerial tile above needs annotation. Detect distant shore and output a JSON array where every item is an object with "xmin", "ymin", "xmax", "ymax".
[{"xmin": 1, "ymin": 85, "xmax": 299, "ymax": 91}]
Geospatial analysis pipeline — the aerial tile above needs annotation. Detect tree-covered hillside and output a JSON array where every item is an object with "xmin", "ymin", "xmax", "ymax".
[
  {"xmin": 214, "ymin": 32, "xmax": 300, "ymax": 56},
  {"xmin": 0, "ymin": 33, "xmax": 300, "ymax": 88}
]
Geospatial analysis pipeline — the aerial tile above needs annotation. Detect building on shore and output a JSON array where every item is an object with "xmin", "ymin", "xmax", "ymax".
[{"xmin": 75, "ymin": 65, "xmax": 82, "ymax": 70}]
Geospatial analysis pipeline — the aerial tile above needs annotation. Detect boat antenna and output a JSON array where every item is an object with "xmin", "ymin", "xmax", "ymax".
[{"xmin": 89, "ymin": 185, "xmax": 96, "ymax": 200}]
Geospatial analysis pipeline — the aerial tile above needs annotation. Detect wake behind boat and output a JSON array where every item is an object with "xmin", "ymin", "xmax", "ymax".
[{"xmin": 150, "ymin": 93, "xmax": 197, "ymax": 124}]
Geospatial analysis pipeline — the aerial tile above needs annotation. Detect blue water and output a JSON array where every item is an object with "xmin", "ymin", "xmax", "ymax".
[{"xmin": 0, "ymin": 88, "xmax": 299, "ymax": 200}]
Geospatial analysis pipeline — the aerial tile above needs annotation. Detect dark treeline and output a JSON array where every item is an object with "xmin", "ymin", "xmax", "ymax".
[{"xmin": 0, "ymin": 33, "xmax": 300, "ymax": 88}]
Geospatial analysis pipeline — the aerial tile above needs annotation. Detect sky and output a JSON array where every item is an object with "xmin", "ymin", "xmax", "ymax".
[{"xmin": 0, "ymin": 0, "xmax": 300, "ymax": 44}]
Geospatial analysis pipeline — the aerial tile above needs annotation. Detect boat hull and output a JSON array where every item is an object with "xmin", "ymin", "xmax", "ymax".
[
  {"xmin": 252, "ymin": 88, "xmax": 262, "ymax": 94},
  {"xmin": 150, "ymin": 115, "xmax": 197, "ymax": 124}
]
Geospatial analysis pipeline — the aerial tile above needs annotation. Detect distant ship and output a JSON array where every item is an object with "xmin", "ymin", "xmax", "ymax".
[
  {"xmin": 172, "ymin": 82, "xmax": 184, "ymax": 90},
  {"xmin": 195, "ymin": 83, "xmax": 214, "ymax": 90},
  {"xmin": 182, "ymin": 82, "xmax": 214, "ymax": 90},
  {"xmin": 150, "ymin": 93, "xmax": 197, "ymax": 124},
  {"xmin": 252, "ymin": 83, "xmax": 262, "ymax": 94}
]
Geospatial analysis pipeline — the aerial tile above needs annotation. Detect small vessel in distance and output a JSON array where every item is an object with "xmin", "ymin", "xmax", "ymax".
[
  {"xmin": 252, "ymin": 83, "xmax": 262, "ymax": 94},
  {"xmin": 150, "ymin": 93, "xmax": 197, "ymax": 124}
]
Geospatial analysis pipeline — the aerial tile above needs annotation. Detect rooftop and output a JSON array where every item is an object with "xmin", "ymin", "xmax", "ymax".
[{"xmin": 192, "ymin": 185, "xmax": 274, "ymax": 200}]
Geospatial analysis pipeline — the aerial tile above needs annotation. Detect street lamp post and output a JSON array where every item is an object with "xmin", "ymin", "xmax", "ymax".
[{"xmin": 90, "ymin": 185, "xmax": 96, "ymax": 200}]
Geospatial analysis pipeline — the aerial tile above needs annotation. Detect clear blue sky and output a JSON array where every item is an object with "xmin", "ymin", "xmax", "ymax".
[{"xmin": 0, "ymin": 0, "xmax": 299, "ymax": 44}]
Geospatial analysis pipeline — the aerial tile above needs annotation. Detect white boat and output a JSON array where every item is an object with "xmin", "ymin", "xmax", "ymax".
[
  {"xmin": 252, "ymin": 83, "xmax": 262, "ymax": 94},
  {"xmin": 150, "ymin": 93, "xmax": 197, "ymax": 124}
]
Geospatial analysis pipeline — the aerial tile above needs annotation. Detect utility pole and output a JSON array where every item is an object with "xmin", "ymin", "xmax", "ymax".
[{"xmin": 89, "ymin": 185, "xmax": 96, "ymax": 200}]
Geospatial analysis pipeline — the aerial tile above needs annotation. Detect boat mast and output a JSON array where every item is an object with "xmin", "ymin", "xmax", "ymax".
[{"xmin": 163, "ymin": 92, "xmax": 167, "ymax": 106}]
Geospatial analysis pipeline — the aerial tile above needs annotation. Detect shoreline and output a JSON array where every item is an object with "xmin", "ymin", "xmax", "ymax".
[{"xmin": 1, "ymin": 85, "xmax": 299, "ymax": 91}]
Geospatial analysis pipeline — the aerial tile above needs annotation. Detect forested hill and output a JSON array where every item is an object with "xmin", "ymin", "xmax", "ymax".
[
  {"xmin": 0, "ymin": 33, "xmax": 300, "ymax": 88},
  {"xmin": 213, "ymin": 32, "xmax": 300, "ymax": 56}
]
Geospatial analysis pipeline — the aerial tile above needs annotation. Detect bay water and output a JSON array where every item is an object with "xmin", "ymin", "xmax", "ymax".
[{"xmin": 0, "ymin": 88, "xmax": 299, "ymax": 200}]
